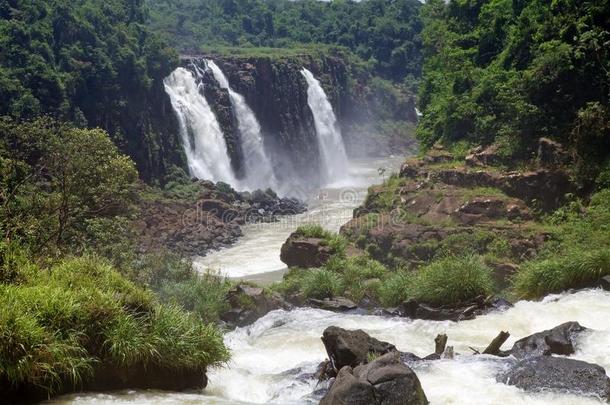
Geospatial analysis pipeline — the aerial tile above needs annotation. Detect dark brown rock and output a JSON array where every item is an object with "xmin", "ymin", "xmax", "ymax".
[
  {"xmin": 498, "ymin": 356, "xmax": 610, "ymax": 400},
  {"xmin": 280, "ymin": 234, "xmax": 332, "ymax": 268},
  {"xmin": 322, "ymin": 326, "xmax": 396, "ymax": 370},
  {"xmin": 308, "ymin": 297, "xmax": 358, "ymax": 312},
  {"xmin": 510, "ymin": 322, "xmax": 588, "ymax": 359},
  {"xmin": 321, "ymin": 352, "xmax": 428, "ymax": 405}
]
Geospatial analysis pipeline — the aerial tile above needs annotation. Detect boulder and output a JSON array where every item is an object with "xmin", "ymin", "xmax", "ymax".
[
  {"xmin": 596, "ymin": 275, "xmax": 610, "ymax": 291},
  {"xmin": 464, "ymin": 144, "xmax": 504, "ymax": 167},
  {"xmin": 308, "ymin": 297, "xmax": 358, "ymax": 312},
  {"xmin": 498, "ymin": 356, "xmax": 610, "ymax": 400},
  {"xmin": 320, "ymin": 352, "xmax": 428, "ymax": 405},
  {"xmin": 280, "ymin": 234, "xmax": 332, "ymax": 268},
  {"xmin": 509, "ymin": 321, "xmax": 588, "ymax": 359},
  {"xmin": 221, "ymin": 284, "xmax": 291, "ymax": 328},
  {"xmin": 322, "ymin": 326, "xmax": 396, "ymax": 370}
]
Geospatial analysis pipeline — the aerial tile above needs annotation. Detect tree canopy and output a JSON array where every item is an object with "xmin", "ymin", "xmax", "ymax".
[
  {"xmin": 417, "ymin": 0, "xmax": 610, "ymax": 183},
  {"xmin": 146, "ymin": 0, "xmax": 423, "ymax": 82}
]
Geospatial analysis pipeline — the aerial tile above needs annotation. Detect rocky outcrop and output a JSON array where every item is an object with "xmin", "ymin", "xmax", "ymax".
[
  {"xmin": 322, "ymin": 326, "xmax": 397, "ymax": 370},
  {"xmin": 509, "ymin": 322, "xmax": 588, "ymax": 359},
  {"xmin": 498, "ymin": 356, "xmax": 610, "ymax": 400},
  {"xmin": 280, "ymin": 233, "xmax": 332, "ymax": 268},
  {"xmin": 221, "ymin": 284, "xmax": 291, "ymax": 328},
  {"xmin": 320, "ymin": 352, "xmax": 428, "ymax": 405},
  {"xmin": 135, "ymin": 181, "xmax": 306, "ymax": 256},
  {"xmin": 390, "ymin": 296, "xmax": 512, "ymax": 322}
]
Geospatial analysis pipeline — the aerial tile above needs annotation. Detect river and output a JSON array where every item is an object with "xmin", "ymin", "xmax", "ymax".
[{"xmin": 51, "ymin": 156, "xmax": 610, "ymax": 405}]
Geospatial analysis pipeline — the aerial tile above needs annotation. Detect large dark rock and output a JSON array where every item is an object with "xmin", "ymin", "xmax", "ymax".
[
  {"xmin": 509, "ymin": 321, "xmax": 588, "ymax": 359},
  {"xmin": 221, "ymin": 284, "xmax": 291, "ymax": 328},
  {"xmin": 308, "ymin": 297, "xmax": 358, "ymax": 312},
  {"xmin": 280, "ymin": 233, "xmax": 332, "ymax": 268},
  {"xmin": 394, "ymin": 296, "xmax": 511, "ymax": 322},
  {"xmin": 322, "ymin": 326, "xmax": 396, "ymax": 370},
  {"xmin": 498, "ymin": 356, "xmax": 610, "ymax": 400},
  {"xmin": 320, "ymin": 352, "xmax": 428, "ymax": 405}
]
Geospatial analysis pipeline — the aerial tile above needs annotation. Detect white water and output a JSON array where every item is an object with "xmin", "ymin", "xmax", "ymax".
[
  {"xmin": 206, "ymin": 60, "xmax": 278, "ymax": 191},
  {"xmin": 164, "ymin": 67, "xmax": 238, "ymax": 184},
  {"xmin": 301, "ymin": 68, "xmax": 349, "ymax": 184},
  {"xmin": 194, "ymin": 156, "xmax": 402, "ymax": 280},
  {"xmin": 52, "ymin": 289, "xmax": 610, "ymax": 405}
]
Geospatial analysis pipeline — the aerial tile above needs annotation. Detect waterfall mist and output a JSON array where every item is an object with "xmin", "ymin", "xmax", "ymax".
[
  {"xmin": 301, "ymin": 68, "xmax": 349, "ymax": 185},
  {"xmin": 163, "ymin": 67, "xmax": 237, "ymax": 184},
  {"xmin": 206, "ymin": 60, "xmax": 278, "ymax": 191}
]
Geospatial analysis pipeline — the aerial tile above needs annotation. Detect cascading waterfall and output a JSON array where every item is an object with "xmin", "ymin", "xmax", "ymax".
[
  {"xmin": 206, "ymin": 60, "xmax": 278, "ymax": 191},
  {"xmin": 163, "ymin": 66, "xmax": 238, "ymax": 185},
  {"xmin": 301, "ymin": 68, "xmax": 349, "ymax": 184}
]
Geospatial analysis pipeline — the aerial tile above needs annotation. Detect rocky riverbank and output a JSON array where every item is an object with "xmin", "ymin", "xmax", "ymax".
[
  {"xmin": 269, "ymin": 138, "xmax": 610, "ymax": 324},
  {"xmin": 135, "ymin": 180, "xmax": 306, "ymax": 257},
  {"xmin": 315, "ymin": 322, "xmax": 610, "ymax": 403}
]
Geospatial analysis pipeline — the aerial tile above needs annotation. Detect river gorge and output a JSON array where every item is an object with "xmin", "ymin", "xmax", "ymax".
[{"xmin": 48, "ymin": 61, "xmax": 610, "ymax": 405}]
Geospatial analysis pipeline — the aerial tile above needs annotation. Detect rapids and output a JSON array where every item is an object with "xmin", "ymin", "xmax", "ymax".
[{"xmin": 51, "ymin": 289, "xmax": 610, "ymax": 404}]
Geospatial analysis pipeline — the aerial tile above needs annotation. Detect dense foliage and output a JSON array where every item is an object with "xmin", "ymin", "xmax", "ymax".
[
  {"xmin": 417, "ymin": 0, "xmax": 610, "ymax": 183},
  {"xmin": 0, "ymin": 120, "xmax": 229, "ymax": 398},
  {"xmin": 146, "ymin": 0, "xmax": 423, "ymax": 81},
  {"xmin": 0, "ymin": 0, "xmax": 183, "ymax": 179}
]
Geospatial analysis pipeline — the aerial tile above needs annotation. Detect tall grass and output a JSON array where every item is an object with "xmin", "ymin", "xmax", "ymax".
[
  {"xmin": 512, "ymin": 188, "xmax": 610, "ymax": 298},
  {"xmin": 0, "ymin": 255, "xmax": 230, "ymax": 396},
  {"xmin": 513, "ymin": 249, "xmax": 610, "ymax": 298},
  {"xmin": 409, "ymin": 255, "xmax": 495, "ymax": 306}
]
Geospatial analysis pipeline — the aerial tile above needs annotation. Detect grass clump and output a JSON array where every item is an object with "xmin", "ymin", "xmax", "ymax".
[
  {"xmin": 409, "ymin": 255, "xmax": 495, "ymax": 306},
  {"xmin": 513, "ymin": 249, "xmax": 610, "ymax": 299},
  {"xmin": 377, "ymin": 271, "xmax": 415, "ymax": 307},
  {"xmin": 0, "ymin": 254, "xmax": 229, "ymax": 397},
  {"xmin": 302, "ymin": 269, "xmax": 343, "ymax": 299},
  {"xmin": 511, "ymin": 188, "xmax": 610, "ymax": 298},
  {"xmin": 294, "ymin": 225, "xmax": 348, "ymax": 258}
]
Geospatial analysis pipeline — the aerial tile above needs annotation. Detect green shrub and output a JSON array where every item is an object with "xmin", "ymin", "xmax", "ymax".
[
  {"xmin": 0, "ymin": 255, "xmax": 230, "ymax": 396},
  {"xmin": 302, "ymin": 269, "xmax": 343, "ymax": 299},
  {"xmin": 378, "ymin": 271, "xmax": 415, "ymax": 307},
  {"xmin": 295, "ymin": 224, "xmax": 331, "ymax": 239},
  {"xmin": 512, "ymin": 249, "xmax": 610, "ymax": 298},
  {"xmin": 158, "ymin": 271, "xmax": 231, "ymax": 323},
  {"xmin": 410, "ymin": 255, "xmax": 495, "ymax": 306}
]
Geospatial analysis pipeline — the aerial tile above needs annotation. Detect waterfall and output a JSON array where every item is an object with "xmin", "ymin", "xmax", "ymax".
[
  {"xmin": 206, "ymin": 60, "xmax": 278, "ymax": 191},
  {"xmin": 163, "ymin": 67, "xmax": 238, "ymax": 185},
  {"xmin": 301, "ymin": 68, "xmax": 349, "ymax": 183}
]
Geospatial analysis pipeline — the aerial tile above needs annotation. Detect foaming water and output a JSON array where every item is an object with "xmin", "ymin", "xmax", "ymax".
[
  {"xmin": 52, "ymin": 289, "xmax": 610, "ymax": 404},
  {"xmin": 194, "ymin": 156, "xmax": 403, "ymax": 279}
]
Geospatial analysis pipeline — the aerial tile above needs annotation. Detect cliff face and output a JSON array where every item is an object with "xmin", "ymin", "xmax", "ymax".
[{"xmin": 179, "ymin": 51, "xmax": 417, "ymax": 191}]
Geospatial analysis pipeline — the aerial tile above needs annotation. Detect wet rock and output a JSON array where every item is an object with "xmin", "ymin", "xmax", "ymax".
[
  {"xmin": 320, "ymin": 352, "xmax": 428, "ymax": 405},
  {"xmin": 280, "ymin": 234, "xmax": 332, "ymax": 268},
  {"xmin": 498, "ymin": 356, "xmax": 610, "ymax": 400},
  {"xmin": 394, "ymin": 296, "xmax": 509, "ymax": 322},
  {"xmin": 321, "ymin": 326, "xmax": 397, "ymax": 369},
  {"xmin": 595, "ymin": 275, "xmax": 610, "ymax": 291},
  {"xmin": 221, "ymin": 284, "xmax": 291, "ymax": 328},
  {"xmin": 509, "ymin": 321, "xmax": 588, "ymax": 359},
  {"xmin": 308, "ymin": 297, "xmax": 358, "ymax": 312}
]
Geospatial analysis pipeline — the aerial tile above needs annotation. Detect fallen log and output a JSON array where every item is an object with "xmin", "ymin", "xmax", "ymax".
[{"xmin": 482, "ymin": 331, "xmax": 510, "ymax": 355}]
